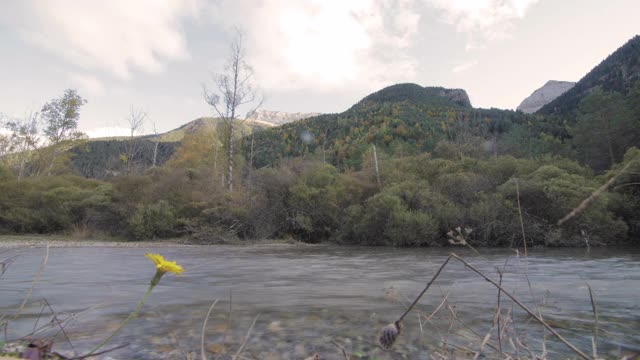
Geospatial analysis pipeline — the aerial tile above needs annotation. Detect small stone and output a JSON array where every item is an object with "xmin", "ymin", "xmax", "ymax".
[
  {"xmin": 207, "ymin": 343, "xmax": 227, "ymax": 354},
  {"xmin": 268, "ymin": 321, "xmax": 283, "ymax": 333},
  {"xmin": 294, "ymin": 344, "xmax": 306, "ymax": 356}
]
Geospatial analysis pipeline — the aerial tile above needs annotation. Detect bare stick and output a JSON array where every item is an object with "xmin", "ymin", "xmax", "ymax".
[
  {"xmin": 201, "ymin": 299, "xmax": 219, "ymax": 360},
  {"xmin": 424, "ymin": 291, "xmax": 450, "ymax": 321},
  {"xmin": 398, "ymin": 255, "xmax": 454, "ymax": 322},
  {"xmin": 558, "ymin": 157, "xmax": 638, "ymax": 226},
  {"xmin": 515, "ymin": 178, "xmax": 527, "ymax": 256},
  {"xmin": 495, "ymin": 267, "xmax": 504, "ymax": 353},
  {"xmin": 68, "ymin": 343, "xmax": 129, "ymax": 360},
  {"xmin": 233, "ymin": 314, "xmax": 261, "ymax": 360},
  {"xmin": 586, "ymin": 283, "xmax": 599, "ymax": 359},
  {"xmin": 13, "ymin": 244, "xmax": 49, "ymax": 320},
  {"xmin": 44, "ymin": 298, "xmax": 75, "ymax": 353},
  {"xmin": 330, "ymin": 339, "xmax": 350, "ymax": 360},
  {"xmin": 225, "ymin": 289, "xmax": 233, "ymax": 344}
]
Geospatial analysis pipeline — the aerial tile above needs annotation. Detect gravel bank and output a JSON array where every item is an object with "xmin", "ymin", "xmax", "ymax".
[{"xmin": 0, "ymin": 236, "xmax": 193, "ymax": 248}]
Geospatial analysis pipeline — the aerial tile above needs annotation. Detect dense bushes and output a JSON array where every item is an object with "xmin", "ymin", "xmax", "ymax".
[
  {"xmin": 0, "ymin": 176, "xmax": 114, "ymax": 234},
  {"xmin": 128, "ymin": 201, "xmax": 176, "ymax": 240},
  {"xmin": 0, "ymin": 120, "xmax": 640, "ymax": 246},
  {"xmin": 1, "ymin": 144, "xmax": 638, "ymax": 247}
]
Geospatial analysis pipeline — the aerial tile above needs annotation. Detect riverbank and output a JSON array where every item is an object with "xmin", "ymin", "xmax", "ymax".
[
  {"xmin": 0, "ymin": 234, "xmax": 313, "ymax": 248},
  {"xmin": 0, "ymin": 234, "xmax": 189, "ymax": 248}
]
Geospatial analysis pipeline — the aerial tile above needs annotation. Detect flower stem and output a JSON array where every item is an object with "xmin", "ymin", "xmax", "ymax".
[{"xmin": 88, "ymin": 281, "xmax": 156, "ymax": 356}]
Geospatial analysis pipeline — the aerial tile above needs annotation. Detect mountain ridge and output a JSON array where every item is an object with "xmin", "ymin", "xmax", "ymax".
[
  {"xmin": 517, "ymin": 80, "xmax": 575, "ymax": 113},
  {"xmin": 537, "ymin": 35, "xmax": 640, "ymax": 115}
]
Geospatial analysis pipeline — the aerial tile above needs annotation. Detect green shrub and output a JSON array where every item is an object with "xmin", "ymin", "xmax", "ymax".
[{"xmin": 128, "ymin": 200, "xmax": 176, "ymax": 240}]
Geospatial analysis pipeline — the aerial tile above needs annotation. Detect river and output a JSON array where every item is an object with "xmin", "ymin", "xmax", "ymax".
[{"xmin": 1, "ymin": 244, "xmax": 639, "ymax": 359}]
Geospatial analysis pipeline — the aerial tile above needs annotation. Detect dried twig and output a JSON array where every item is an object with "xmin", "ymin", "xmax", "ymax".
[
  {"xmin": 515, "ymin": 178, "xmax": 528, "ymax": 256},
  {"xmin": 67, "ymin": 343, "xmax": 129, "ymax": 360},
  {"xmin": 382, "ymin": 253, "xmax": 592, "ymax": 360},
  {"xmin": 398, "ymin": 256, "xmax": 454, "ymax": 322},
  {"xmin": 450, "ymin": 253, "xmax": 592, "ymax": 360},
  {"xmin": 586, "ymin": 283, "xmax": 599, "ymax": 359},
  {"xmin": 13, "ymin": 245, "xmax": 49, "ymax": 320},
  {"xmin": 330, "ymin": 339, "xmax": 350, "ymax": 360},
  {"xmin": 201, "ymin": 299, "xmax": 219, "ymax": 360},
  {"xmin": 44, "ymin": 298, "xmax": 75, "ymax": 353},
  {"xmin": 233, "ymin": 313, "xmax": 260, "ymax": 360},
  {"xmin": 558, "ymin": 157, "xmax": 638, "ymax": 226}
]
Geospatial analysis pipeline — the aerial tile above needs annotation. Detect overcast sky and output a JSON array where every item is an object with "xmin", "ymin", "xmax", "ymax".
[{"xmin": 1, "ymin": 0, "xmax": 638, "ymax": 137}]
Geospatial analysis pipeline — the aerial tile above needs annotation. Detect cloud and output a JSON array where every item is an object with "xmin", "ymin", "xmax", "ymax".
[
  {"xmin": 2, "ymin": 0, "xmax": 201, "ymax": 79},
  {"xmin": 208, "ymin": 0, "xmax": 421, "ymax": 91},
  {"xmin": 452, "ymin": 59, "xmax": 478, "ymax": 73},
  {"xmin": 426, "ymin": 0, "xmax": 539, "ymax": 48},
  {"xmin": 70, "ymin": 73, "xmax": 105, "ymax": 95}
]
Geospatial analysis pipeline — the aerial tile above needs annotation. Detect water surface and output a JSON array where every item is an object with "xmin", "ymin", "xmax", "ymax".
[{"xmin": 1, "ymin": 245, "xmax": 639, "ymax": 359}]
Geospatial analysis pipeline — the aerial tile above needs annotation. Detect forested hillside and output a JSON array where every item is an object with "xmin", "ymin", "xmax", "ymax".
[{"xmin": 247, "ymin": 84, "xmax": 534, "ymax": 170}]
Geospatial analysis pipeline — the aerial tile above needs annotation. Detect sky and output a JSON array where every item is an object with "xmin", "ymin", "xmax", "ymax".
[{"xmin": 0, "ymin": 0, "xmax": 638, "ymax": 137}]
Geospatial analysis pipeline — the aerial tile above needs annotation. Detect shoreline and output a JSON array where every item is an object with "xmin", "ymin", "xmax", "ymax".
[
  {"xmin": 0, "ymin": 235, "xmax": 311, "ymax": 248},
  {"xmin": 2, "ymin": 235, "xmax": 638, "ymax": 250}
]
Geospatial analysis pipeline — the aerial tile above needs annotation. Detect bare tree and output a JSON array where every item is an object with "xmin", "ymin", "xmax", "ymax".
[
  {"xmin": 4, "ymin": 111, "xmax": 41, "ymax": 179},
  {"xmin": 124, "ymin": 106, "xmax": 146, "ymax": 174},
  {"xmin": 151, "ymin": 121, "xmax": 160, "ymax": 168},
  {"xmin": 0, "ymin": 113, "xmax": 11, "ymax": 159},
  {"xmin": 203, "ymin": 32, "xmax": 262, "ymax": 192}
]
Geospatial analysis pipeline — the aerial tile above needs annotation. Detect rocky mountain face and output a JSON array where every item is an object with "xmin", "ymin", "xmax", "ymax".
[
  {"xmin": 439, "ymin": 88, "xmax": 472, "ymax": 108},
  {"xmin": 517, "ymin": 80, "xmax": 575, "ymax": 113},
  {"xmin": 246, "ymin": 110, "xmax": 321, "ymax": 126}
]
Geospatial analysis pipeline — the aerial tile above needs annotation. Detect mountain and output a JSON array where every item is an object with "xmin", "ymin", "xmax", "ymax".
[
  {"xmin": 517, "ymin": 80, "xmax": 575, "ymax": 113},
  {"xmin": 153, "ymin": 116, "xmax": 276, "ymax": 143},
  {"xmin": 69, "ymin": 116, "xmax": 273, "ymax": 178},
  {"xmin": 247, "ymin": 83, "xmax": 530, "ymax": 169},
  {"xmin": 352, "ymin": 83, "xmax": 472, "ymax": 109},
  {"xmin": 537, "ymin": 35, "xmax": 640, "ymax": 115},
  {"xmin": 246, "ymin": 110, "xmax": 321, "ymax": 126}
]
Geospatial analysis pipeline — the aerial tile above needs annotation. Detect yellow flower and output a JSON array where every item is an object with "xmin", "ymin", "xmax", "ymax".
[{"xmin": 145, "ymin": 253, "xmax": 184, "ymax": 275}]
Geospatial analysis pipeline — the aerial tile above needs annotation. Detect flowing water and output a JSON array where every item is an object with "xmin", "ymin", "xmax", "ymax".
[{"xmin": 1, "ymin": 244, "xmax": 639, "ymax": 359}]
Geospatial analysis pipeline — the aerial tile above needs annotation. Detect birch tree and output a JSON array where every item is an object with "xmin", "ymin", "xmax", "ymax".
[
  {"xmin": 4, "ymin": 111, "xmax": 41, "ymax": 179},
  {"xmin": 203, "ymin": 32, "xmax": 262, "ymax": 192},
  {"xmin": 41, "ymin": 89, "xmax": 86, "ymax": 174}
]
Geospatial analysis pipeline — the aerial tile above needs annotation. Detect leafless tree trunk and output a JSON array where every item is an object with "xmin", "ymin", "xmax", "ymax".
[
  {"xmin": 373, "ymin": 144, "xmax": 382, "ymax": 190},
  {"xmin": 204, "ymin": 31, "xmax": 262, "ymax": 192},
  {"xmin": 125, "ymin": 106, "xmax": 146, "ymax": 174},
  {"xmin": 248, "ymin": 127, "xmax": 256, "ymax": 209},
  {"xmin": 151, "ymin": 122, "xmax": 160, "ymax": 167}
]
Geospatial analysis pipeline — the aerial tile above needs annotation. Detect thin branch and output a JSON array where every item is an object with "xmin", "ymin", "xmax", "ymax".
[
  {"xmin": 558, "ymin": 157, "xmax": 638, "ymax": 225},
  {"xmin": 389, "ymin": 253, "xmax": 592, "ymax": 360},
  {"xmin": 67, "ymin": 343, "xmax": 129, "ymax": 360},
  {"xmin": 13, "ymin": 244, "xmax": 49, "ymax": 320},
  {"xmin": 233, "ymin": 314, "xmax": 261, "ymax": 360},
  {"xmin": 201, "ymin": 299, "xmax": 219, "ymax": 360},
  {"xmin": 398, "ymin": 255, "xmax": 454, "ymax": 322}
]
